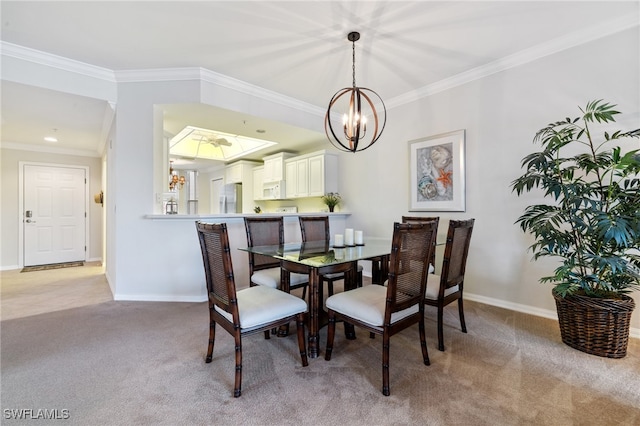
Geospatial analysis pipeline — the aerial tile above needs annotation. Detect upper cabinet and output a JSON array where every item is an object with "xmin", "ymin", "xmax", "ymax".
[
  {"xmin": 225, "ymin": 162, "xmax": 243, "ymax": 184},
  {"xmin": 285, "ymin": 157, "xmax": 309, "ymax": 198},
  {"xmin": 262, "ymin": 152, "xmax": 294, "ymax": 183},
  {"xmin": 285, "ymin": 150, "xmax": 338, "ymax": 199}
]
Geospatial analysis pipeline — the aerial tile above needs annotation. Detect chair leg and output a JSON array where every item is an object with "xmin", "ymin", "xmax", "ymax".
[
  {"xmin": 206, "ymin": 317, "xmax": 216, "ymax": 363},
  {"xmin": 419, "ymin": 313, "xmax": 430, "ymax": 366},
  {"xmin": 325, "ymin": 311, "xmax": 336, "ymax": 361},
  {"xmin": 264, "ymin": 330, "xmax": 271, "ymax": 339},
  {"xmin": 458, "ymin": 298, "xmax": 467, "ymax": 333},
  {"xmin": 296, "ymin": 313, "xmax": 309, "ymax": 367},
  {"xmin": 382, "ymin": 331, "xmax": 390, "ymax": 396},
  {"xmin": 437, "ymin": 305, "xmax": 445, "ymax": 352},
  {"xmin": 357, "ymin": 270, "xmax": 363, "ymax": 288},
  {"xmin": 233, "ymin": 332, "xmax": 242, "ymax": 398}
]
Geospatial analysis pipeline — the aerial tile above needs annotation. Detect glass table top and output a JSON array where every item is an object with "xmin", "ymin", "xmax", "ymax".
[{"xmin": 239, "ymin": 239, "xmax": 392, "ymax": 268}]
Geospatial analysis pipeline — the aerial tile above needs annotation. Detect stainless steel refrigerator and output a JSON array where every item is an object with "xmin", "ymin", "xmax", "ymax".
[{"xmin": 220, "ymin": 183, "xmax": 242, "ymax": 213}]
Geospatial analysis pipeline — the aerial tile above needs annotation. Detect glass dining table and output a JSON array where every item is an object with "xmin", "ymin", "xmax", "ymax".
[{"xmin": 239, "ymin": 239, "xmax": 393, "ymax": 358}]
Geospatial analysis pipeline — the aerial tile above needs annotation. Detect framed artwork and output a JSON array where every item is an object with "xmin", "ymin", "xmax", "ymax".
[{"xmin": 409, "ymin": 129, "xmax": 466, "ymax": 212}]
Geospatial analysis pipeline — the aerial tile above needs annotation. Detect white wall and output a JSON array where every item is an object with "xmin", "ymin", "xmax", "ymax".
[
  {"xmin": 108, "ymin": 77, "xmax": 332, "ymax": 300},
  {"xmin": 1, "ymin": 25, "xmax": 638, "ymax": 333},
  {"xmin": 0, "ymin": 148, "xmax": 103, "ymax": 268},
  {"xmin": 338, "ymin": 27, "xmax": 640, "ymax": 329}
]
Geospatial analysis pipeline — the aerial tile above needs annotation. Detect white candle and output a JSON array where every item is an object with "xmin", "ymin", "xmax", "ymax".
[
  {"xmin": 334, "ymin": 234, "xmax": 344, "ymax": 247},
  {"xmin": 345, "ymin": 228, "xmax": 354, "ymax": 246},
  {"xmin": 355, "ymin": 230, "xmax": 364, "ymax": 245}
]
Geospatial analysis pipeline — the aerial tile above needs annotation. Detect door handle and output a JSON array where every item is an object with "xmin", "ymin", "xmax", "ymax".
[{"xmin": 25, "ymin": 219, "xmax": 36, "ymax": 223}]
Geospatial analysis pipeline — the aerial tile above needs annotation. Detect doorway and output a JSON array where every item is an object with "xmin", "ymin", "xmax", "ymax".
[{"xmin": 20, "ymin": 163, "xmax": 88, "ymax": 267}]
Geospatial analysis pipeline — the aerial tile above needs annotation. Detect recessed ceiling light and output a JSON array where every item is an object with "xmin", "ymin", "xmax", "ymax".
[{"xmin": 44, "ymin": 136, "xmax": 58, "ymax": 142}]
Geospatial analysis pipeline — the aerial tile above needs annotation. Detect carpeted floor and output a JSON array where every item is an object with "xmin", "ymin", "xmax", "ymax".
[{"xmin": 1, "ymin": 297, "xmax": 638, "ymax": 425}]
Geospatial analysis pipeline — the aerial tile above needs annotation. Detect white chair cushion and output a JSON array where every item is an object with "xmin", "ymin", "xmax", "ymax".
[
  {"xmin": 325, "ymin": 284, "xmax": 419, "ymax": 327},
  {"xmin": 324, "ymin": 264, "xmax": 364, "ymax": 280},
  {"xmin": 215, "ymin": 286, "xmax": 307, "ymax": 330},
  {"xmin": 252, "ymin": 268, "xmax": 308, "ymax": 288},
  {"xmin": 429, "ymin": 263, "xmax": 435, "ymax": 274},
  {"xmin": 251, "ymin": 268, "xmax": 280, "ymax": 288},
  {"xmin": 425, "ymin": 274, "xmax": 459, "ymax": 300},
  {"xmin": 289, "ymin": 272, "xmax": 309, "ymax": 286}
]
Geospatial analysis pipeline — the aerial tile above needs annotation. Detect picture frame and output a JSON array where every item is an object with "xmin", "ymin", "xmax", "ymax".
[{"xmin": 408, "ymin": 129, "xmax": 466, "ymax": 212}]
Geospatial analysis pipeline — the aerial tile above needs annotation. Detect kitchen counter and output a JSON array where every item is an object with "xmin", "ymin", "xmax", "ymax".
[{"xmin": 144, "ymin": 212, "xmax": 351, "ymax": 220}]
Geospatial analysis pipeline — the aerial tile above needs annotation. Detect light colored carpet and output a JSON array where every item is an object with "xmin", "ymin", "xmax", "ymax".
[
  {"xmin": 1, "ymin": 296, "xmax": 639, "ymax": 425},
  {"xmin": 1, "ymin": 261, "xmax": 112, "ymax": 321}
]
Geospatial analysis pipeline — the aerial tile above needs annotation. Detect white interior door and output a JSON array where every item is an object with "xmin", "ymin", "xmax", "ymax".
[{"xmin": 24, "ymin": 165, "xmax": 86, "ymax": 266}]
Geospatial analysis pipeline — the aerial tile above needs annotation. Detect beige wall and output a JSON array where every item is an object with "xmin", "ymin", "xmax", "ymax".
[{"xmin": 0, "ymin": 148, "xmax": 103, "ymax": 268}]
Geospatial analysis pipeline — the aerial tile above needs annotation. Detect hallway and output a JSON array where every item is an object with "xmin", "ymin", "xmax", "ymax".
[{"xmin": 0, "ymin": 262, "xmax": 112, "ymax": 321}]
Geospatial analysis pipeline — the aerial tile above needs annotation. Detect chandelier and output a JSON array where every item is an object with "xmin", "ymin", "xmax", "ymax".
[
  {"xmin": 325, "ymin": 31, "xmax": 386, "ymax": 153},
  {"xmin": 169, "ymin": 161, "xmax": 185, "ymax": 191}
]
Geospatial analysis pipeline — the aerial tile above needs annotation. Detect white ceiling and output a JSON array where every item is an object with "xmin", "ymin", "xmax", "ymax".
[{"xmin": 1, "ymin": 1, "xmax": 637, "ymax": 166}]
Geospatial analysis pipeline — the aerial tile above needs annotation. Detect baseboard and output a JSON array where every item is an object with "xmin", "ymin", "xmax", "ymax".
[
  {"xmin": 113, "ymin": 293, "xmax": 208, "ymax": 303},
  {"xmin": 0, "ymin": 265, "xmax": 20, "ymax": 271},
  {"xmin": 465, "ymin": 292, "xmax": 639, "ymax": 340}
]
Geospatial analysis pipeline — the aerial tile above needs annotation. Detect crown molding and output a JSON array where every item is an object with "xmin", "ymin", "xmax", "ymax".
[
  {"xmin": 0, "ymin": 141, "xmax": 101, "ymax": 158},
  {"xmin": 198, "ymin": 68, "xmax": 325, "ymax": 117},
  {"xmin": 115, "ymin": 67, "xmax": 325, "ymax": 117},
  {"xmin": 386, "ymin": 14, "xmax": 640, "ymax": 109},
  {"xmin": 114, "ymin": 67, "xmax": 203, "ymax": 82},
  {"xmin": 0, "ymin": 41, "xmax": 116, "ymax": 82}
]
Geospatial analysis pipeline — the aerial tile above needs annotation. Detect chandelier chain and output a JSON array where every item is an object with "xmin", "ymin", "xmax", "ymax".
[{"xmin": 352, "ymin": 39, "xmax": 356, "ymax": 88}]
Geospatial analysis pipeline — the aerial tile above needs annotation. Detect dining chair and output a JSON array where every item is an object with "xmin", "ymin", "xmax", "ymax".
[
  {"xmin": 369, "ymin": 216, "xmax": 438, "ymax": 285},
  {"xmin": 244, "ymin": 216, "xmax": 309, "ymax": 297},
  {"xmin": 298, "ymin": 216, "xmax": 363, "ymax": 296},
  {"xmin": 324, "ymin": 221, "xmax": 438, "ymax": 396},
  {"xmin": 402, "ymin": 216, "xmax": 439, "ymax": 270},
  {"xmin": 195, "ymin": 221, "xmax": 309, "ymax": 397},
  {"xmin": 425, "ymin": 218, "xmax": 475, "ymax": 351}
]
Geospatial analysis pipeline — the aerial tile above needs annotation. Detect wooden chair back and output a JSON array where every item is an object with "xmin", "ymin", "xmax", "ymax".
[
  {"xmin": 195, "ymin": 222, "xmax": 237, "ymax": 320},
  {"xmin": 244, "ymin": 216, "xmax": 284, "ymax": 275},
  {"xmin": 401, "ymin": 216, "xmax": 439, "ymax": 267},
  {"xmin": 299, "ymin": 216, "xmax": 330, "ymax": 242},
  {"xmin": 386, "ymin": 221, "xmax": 438, "ymax": 319},
  {"xmin": 439, "ymin": 219, "xmax": 475, "ymax": 295}
]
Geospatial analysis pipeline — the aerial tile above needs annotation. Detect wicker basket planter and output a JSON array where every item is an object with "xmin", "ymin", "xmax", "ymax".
[{"xmin": 553, "ymin": 289, "xmax": 635, "ymax": 358}]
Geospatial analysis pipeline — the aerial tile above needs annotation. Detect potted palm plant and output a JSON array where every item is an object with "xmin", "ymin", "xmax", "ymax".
[{"xmin": 511, "ymin": 100, "xmax": 640, "ymax": 358}]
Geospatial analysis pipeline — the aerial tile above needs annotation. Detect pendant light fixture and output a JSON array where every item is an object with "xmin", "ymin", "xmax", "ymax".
[{"xmin": 325, "ymin": 31, "xmax": 386, "ymax": 153}]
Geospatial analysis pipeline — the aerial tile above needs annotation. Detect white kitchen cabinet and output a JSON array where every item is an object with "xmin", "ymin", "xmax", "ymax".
[
  {"xmin": 223, "ymin": 160, "xmax": 260, "ymax": 212},
  {"xmin": 253, "ymin": 166, "xmax": 264, "ymax": 201},
  {"xmin": 285, "ymin": 150, "xmax": 338, "ymax": 198},
  {"xmin": 225, "ymin": 163, "xmax": 243, "ymax": 184},
  {"xmin": 262, "ymin": 152, "xmax": 293, "ymax": 183},
  {"xmin": 285, "ymin": 157, "xmax": 309, "ymax": 198}
]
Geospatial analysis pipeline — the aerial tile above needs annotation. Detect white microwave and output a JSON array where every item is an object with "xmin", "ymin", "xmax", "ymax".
[{"xmin": 262, "ymin": 181, "xmax": 285, "ymax": 199}]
